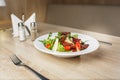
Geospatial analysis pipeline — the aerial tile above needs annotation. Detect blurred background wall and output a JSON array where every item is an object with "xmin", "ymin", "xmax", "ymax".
[
  {"xmin": 1, "ymin": 0, "xmax": 120, "ymax": 37},
  {"xmin": 47, "ymin": 0, "xmax": 120, "ymax": 37},
  {"xmin": 46, "ymin": 5, "xmax": 120, "ymax": 37}
]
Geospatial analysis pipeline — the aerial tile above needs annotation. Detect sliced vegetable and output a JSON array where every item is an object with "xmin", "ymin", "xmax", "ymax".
[
  {"xmin": 64, "ymin": 46, "xmax": 71, "ymax": 51},
  {"xmin": 52, "ymin": 38, "xmax": 59, "ymax": 51},
  {"xmin": 65, "ymin": 37, "xmax": 73, "ymax": 44},
  {"xmin": 75, "ymin": 42, "xmax": 81, "ymax": 51}
]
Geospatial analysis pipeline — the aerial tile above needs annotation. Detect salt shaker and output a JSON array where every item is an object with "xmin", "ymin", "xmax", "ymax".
[
  {"xmin": 30, "ymin": 22, "xmax": 37, "ymax": 41},
  {"xmin": 18, "ymin": 22, "xmax": 26, "ymax": 41}
]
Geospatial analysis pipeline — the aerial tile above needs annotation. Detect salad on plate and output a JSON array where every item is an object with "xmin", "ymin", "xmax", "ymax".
[{"xmin": 39, "ymin": 32, "xmax": 89, "ymax": 52}]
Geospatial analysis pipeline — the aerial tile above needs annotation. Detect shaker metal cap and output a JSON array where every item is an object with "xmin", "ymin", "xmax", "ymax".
[
  {"xmin": 18, "ymin": 22, "xmax": 24, "ymax": 27},
  {"xmin": 30, "ymin": 22, "xmax": 36, "ymax": 27}
]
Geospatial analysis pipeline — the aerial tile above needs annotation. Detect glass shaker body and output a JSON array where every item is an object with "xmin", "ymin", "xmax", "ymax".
[
  {"xmin": 18, "ymin": 22, "xmax": 26, "ymax": 41},
  {"xmin": 30, "ymin": 22, "xmax": 37, "ymax": 41}
]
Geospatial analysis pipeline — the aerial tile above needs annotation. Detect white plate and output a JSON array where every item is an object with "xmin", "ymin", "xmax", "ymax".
[{"xmin": 34, "ymin": 32, "xmax": 99, "ymax": 58}]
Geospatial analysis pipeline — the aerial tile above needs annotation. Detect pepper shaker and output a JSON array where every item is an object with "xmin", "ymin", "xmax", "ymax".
[
  {"xmin": 18, "ymin": 22, "xmax": 26, "ymax": 41},
  {"xmin": 30, "ymin": 22, "xmax": 37, "ymax": 41}
]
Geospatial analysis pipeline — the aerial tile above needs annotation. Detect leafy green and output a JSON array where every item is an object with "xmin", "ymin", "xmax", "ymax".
[
  {"xmin": 58, "ymin": 32, "xmax": 62, "ymax": 36},
  {"xmin": 39, "ymin": 39, "xmax": 55, "ymax": 49},
  {"xmin": 72, "ymin": 34, "xmax": 78, "ymax": 38},
  {"xmin": 57, "ymin": 42, "xmax": 65, "ymax": 52},
  {"xmin": 50, "ymin": 39, "xmax": 55, "ymax": 49},
  {"xmin": 39, "ymin": 32, "xmax": 55, "ymax": 50},
  {"xmin": 47, "ymin": 32, "xmax": 52, "ymax": 39},
  {"xmin": 39, "ymin": 40, "xmax": 46, "ymax": 45}
]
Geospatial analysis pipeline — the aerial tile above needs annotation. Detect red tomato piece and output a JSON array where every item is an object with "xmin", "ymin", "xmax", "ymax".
[
  {"xmin": 76, "ymin": 42, "xmax": 81, "ymax": 50},
  {"xmin": 64, "ymin": 46, "xmax": 71, "ymax": 51},
  {"xmin": 45, "ymin": 44, "xmax": 51, "ymax": 49}
]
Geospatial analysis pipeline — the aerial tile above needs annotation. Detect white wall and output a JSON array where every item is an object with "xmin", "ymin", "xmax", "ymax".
[{"xmin": 47, "ymin": 4, "xmax": 120, "ymax": 37}]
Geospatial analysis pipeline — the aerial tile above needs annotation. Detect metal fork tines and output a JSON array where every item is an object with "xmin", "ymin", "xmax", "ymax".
[
  {"xmin": 10, "ymin": 54, "xmax": 49, "ymax": 80},
  {"xmin": 10, "ymin": 54, "xmax": 22, "ymax": 65}
]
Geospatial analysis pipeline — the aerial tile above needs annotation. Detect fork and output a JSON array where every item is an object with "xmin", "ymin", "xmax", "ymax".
[{"xmin": 10, "ymin": 54, "xmax": 49, "ymax": 80}]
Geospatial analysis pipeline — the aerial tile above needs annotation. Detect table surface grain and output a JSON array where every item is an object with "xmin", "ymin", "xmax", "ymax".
[{"xmin": 0, "ymin": 23, "xmax": 120, "ymax": 80}]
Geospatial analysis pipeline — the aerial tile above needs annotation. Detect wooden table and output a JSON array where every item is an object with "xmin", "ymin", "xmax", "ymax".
[{"xmin": 0, "ymin": 23, "xmax": 120, "ymax": 80}]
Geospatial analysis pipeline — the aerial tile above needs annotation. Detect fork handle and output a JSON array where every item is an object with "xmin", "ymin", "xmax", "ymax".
[{"xmin": 23, "ymin": 65, "xmax": 49, "ymax": 80}]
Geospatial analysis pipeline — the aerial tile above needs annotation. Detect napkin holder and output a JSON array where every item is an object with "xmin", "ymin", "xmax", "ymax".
[{"xmin": 11, "ymin": 13, "xmax": 36, "ymax": 37}]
